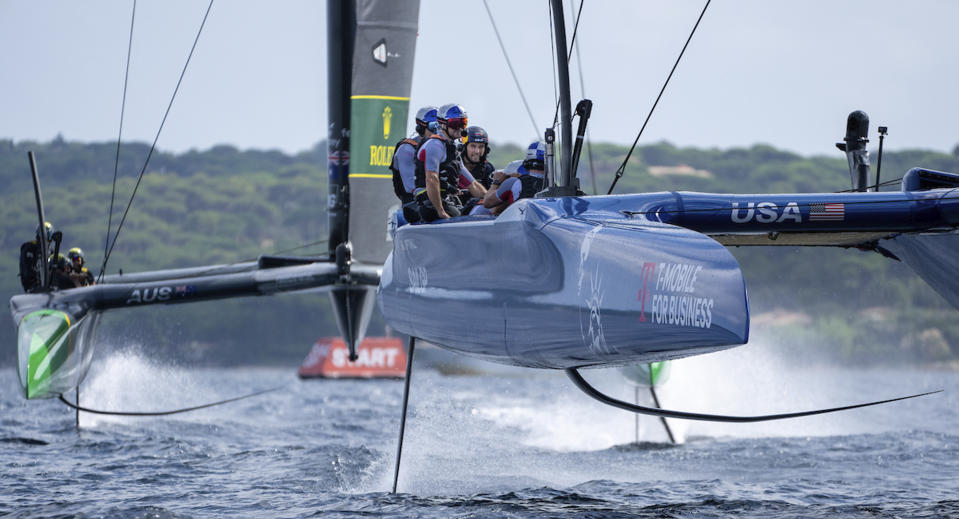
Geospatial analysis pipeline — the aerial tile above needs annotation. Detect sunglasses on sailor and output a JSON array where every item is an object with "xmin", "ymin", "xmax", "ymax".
[{"xmin": 446, "ymin": 117, "xmax": 468, "ymax": 131}]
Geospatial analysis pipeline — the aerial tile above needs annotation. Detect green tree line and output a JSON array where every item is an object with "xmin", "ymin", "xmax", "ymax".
[{"xmin": 2, "ymin": 138, "xmax": 958, "ymax": 366}]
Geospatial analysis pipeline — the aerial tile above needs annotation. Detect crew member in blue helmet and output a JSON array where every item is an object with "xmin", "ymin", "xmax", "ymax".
[
  {"xmin": 391, "ymin": 105, "xmax": 437, "ymax": 204},
  {"xmin": 482, "ymin": 141, "xmax": 547, "ymax": 214},
  {"xmin": 412, "ymin": 103, "xmax": 486, "ymax": 221}
]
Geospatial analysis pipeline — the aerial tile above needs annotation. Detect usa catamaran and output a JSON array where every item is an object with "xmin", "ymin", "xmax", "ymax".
[{"xmin": 11, "ymin": 2, "xmax": 953, "ymax": 491}]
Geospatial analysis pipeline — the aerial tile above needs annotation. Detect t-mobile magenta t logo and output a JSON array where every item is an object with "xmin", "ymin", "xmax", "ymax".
[{"xmin": 638, "ymin": 261, "xmax": 656, "ymax": 322}]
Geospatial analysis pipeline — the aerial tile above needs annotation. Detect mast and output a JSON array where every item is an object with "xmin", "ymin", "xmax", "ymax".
[
  {"xmin": 327, "ymin": 0, "xmax": 355, "ymax": 258},
  {"xmin": 541, "ymin": 0, "xmax": 578, "ymax": 197},
  {"xmin": 28, "ymin": 152, "xmax": 49, "ymax": 289},
  {"xmin": 326, "ymin": 0, "xmax": 420, "ymax": 361}
]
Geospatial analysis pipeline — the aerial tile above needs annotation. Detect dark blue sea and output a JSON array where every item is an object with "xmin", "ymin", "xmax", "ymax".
[{"xmin": 2, "ymin": 342, "xmax": 957, "ymax": 518}]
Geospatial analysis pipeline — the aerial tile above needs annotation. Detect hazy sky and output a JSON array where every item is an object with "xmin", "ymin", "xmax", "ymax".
[{"xmin": 3, "ymin": 0, "xmax": 959, "ymax": 158}]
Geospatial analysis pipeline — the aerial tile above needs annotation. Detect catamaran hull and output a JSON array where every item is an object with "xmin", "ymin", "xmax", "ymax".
[
  {"xmin": 16, "ymin": 308, "xmax": 100, "ymax": 400},
  {"xmin": 9, "ymin": 261, "xmax": 379, "ymax": 399},
  {"xmin": 379, "ymin": 184, "xmax": 959, "ymax": 369},
  {"xmin": 378, "ymin": 198, "xmax": 750, "ymax": 369}
]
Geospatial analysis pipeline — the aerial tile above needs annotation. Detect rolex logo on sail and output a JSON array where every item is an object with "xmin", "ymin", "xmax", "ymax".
[{"xmin": 382, "ymin": 106, "xmax": 392, "ymax": 140}]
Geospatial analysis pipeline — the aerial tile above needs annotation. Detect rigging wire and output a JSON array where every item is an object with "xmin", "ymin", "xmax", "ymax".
[
  {"xmin": 143, "ymin": 238, "xmax": 332, "ymax": 281},
  {"xmin": 98, "ymin": 0, "xmax": 215, "ymax": 279},
  {"xmin": 567, "ymin": 0, "xmax": 597, "ymax": 194},
  {"xmin": 58, "ymin": 383, "xmax": 286, "ymax": 417},
  {"xmin": 607, "ymin": 0, "xmax": 712, "ymax": 195},
  {"xmin": 837, "ymin": 176, "xmax": 902, "ymax": 193},
  {"xmin": 98, "ymin": 238, "xmax": 331, "ymax": 282},
  {"xmin": 102, "ymin": 0, "xmax": 137, "ymax": 284},
  {"xmin": 482, "ymin": 0, "xmax": 539, "ymax": 136},
  {"xmin": 249, "ymin": 238, "xmax": 330, "ymax": 257}
]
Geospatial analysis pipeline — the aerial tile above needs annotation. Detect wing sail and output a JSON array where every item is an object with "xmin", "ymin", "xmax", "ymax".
[{"xmin": 348, "ymin": 0, "xmax": 420, "ymax": 265}]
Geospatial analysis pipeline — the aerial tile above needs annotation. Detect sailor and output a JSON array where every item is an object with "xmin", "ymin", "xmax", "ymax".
[
  {"xmin": 18, "ymin": 221, "xmax": 60, "ymax": 292},
  {"xmin": 67, "ymin": 247, "xmax": 95, "ymax": 286},
  {"xmin": 461, "ymin": 126, "xmax": 495, "ymax": 189},
  {"xmin": 49, "ymin": 253, "xmax": 77, "ymax": 290},
  {"xmin": 391, "ymin": 105, "xmax": 437, "ymax": 204},
  {"xmin": 412, "ymin": 103, "xmax": 486, "ymax": 221},
  {"xmin": 482, "ymin": 141, "xmax": 547, "ymax": 215},
  {"xmin": 479, "ymin": 160, "xmax": 526, "ymax": 215}
]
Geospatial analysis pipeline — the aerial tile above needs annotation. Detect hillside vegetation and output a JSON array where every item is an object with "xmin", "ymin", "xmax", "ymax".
[{"xmin": 2, "ymin": 137, "xmax": 958, "ymax": 366}]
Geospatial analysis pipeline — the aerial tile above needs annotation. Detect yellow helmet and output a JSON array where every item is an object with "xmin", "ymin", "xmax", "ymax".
[
  {"xmin": 68, "ymin": 247, "xmax": 85, "ymax": 267},
  {"xmin": 36, "ymin": 221, "xmax": 53, "ymax": 242}
]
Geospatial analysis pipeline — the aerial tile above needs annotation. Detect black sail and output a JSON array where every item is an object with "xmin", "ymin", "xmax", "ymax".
[{"xmin": 347, "ymin": 0, "xmax": 420, "ymax": 265}]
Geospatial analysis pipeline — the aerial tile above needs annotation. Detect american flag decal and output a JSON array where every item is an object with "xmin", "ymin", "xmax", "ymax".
[{"xmin": 809, "ymin": 202, "xmax": 845, "ymax": 221}]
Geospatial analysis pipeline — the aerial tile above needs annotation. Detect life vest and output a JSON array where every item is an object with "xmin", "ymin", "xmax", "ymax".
[
  {"xmin": 78, "ymin": 266, "xmax": 95, "ymax": 286},
  {"xmin": 390, "ymin": 137, "xmax": 421, "ymax": 203},
  {"xmin": 414, "ymin": 134, "xmax": 461, "ymax": 195},
  {"xmin": 518, "ymin": 175, "xmax": 545, "ymax": 199},
  {"xmin": 466, "ymin": 160, "xmax": 495, "ymax": 189},
  {"xmin": 49, "ymin": 268, "xmax": 75, "ymax": 290}
]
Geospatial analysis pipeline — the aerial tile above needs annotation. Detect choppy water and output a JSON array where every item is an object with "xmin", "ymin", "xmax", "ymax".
[{"xmin": 2, "ymin": 344, "xmax": 957, "ymax": 518}]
